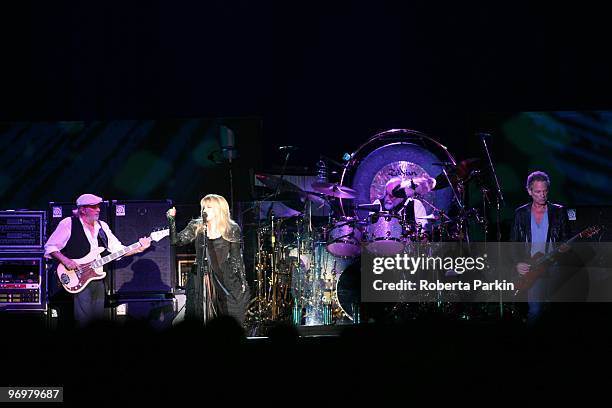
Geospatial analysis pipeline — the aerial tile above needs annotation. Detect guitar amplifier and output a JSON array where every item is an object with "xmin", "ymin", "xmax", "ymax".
[
  {"xmin": 0, "ymin": 254, "xmax": 46, "ymax": 311},
  {"xmin": 48, "ymin": 201, "xmax": 110, "ymax": 232},
  {"xmin": 0, "ymin": 211, "xmax": 46, "ymax": 251},
  {"xmin": 567, "ymin": 205, "xmax": 612, "ymax": 241},
  {"xmin": 110, "ymin": 200, "xmax": 175, "ymax": 295},
  {"xmin": 109, "ymin": 293, "xmax": 176, "ymax": 331}
]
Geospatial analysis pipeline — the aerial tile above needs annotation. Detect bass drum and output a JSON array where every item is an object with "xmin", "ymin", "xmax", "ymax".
[
  {"xmin": 340, "ymin": 129, "xmax": 456, "ymax": 222},
  {"xmin": 335, "ymin": 261, "xmax": 399, "ymax": 323}
]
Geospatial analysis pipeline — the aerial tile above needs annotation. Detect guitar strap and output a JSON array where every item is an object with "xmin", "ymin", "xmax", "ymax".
[{"xmin": 97, "ymin": 220, "xmax": 109, "ymax": 251}]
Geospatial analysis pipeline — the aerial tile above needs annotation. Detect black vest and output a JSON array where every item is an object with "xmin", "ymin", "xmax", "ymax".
[{"xmin": 61, "ymin": 216, "xmax": 109, "ymax": 260}]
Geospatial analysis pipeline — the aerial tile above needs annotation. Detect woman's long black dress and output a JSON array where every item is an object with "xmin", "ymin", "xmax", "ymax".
[{"xmin": 168, "ymin": 216, "xmax": 250, "ymax": 325}]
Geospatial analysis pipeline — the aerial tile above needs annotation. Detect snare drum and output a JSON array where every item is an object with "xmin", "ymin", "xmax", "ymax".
[
  {"xmin": 326, "ymin": 217, "xmax": 362, "ymax": 258},
  {"xmin": 365, "ymin": 212, "xmax": 404, "ymax": 255}
]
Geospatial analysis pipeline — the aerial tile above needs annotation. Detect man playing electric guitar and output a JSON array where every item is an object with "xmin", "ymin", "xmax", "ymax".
[
  {"xmin": 510, "ymin": 171, "xmax": 572, "ymax": 325},
  {"xmin": 44, "ymin": 194, "xmax": 151, "ymax": 328}
]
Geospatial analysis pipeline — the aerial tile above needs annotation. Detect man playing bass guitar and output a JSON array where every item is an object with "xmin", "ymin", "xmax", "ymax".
[{"xmin": 44, "ymin": 194, "xmax": 151, "ymax": 328}]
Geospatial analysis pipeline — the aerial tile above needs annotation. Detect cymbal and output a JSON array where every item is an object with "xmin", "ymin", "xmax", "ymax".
[
  {"xmin": 357, "ymin": 203, "xmax": 381, "ymax": 212},
  {"xmin": 311, "ymin": 182, "xmax": 358, "ymax": 199},
  {"xmin": 386, "ymin": 175, "xmax": 436, "ymax": 197},
  {"xmin": 432, "ymin": 172, "xmax": 456, "ymax": 191},
  {"xmin": 257, "ymin": 201, "xmax": 302, "ymax": 220},
  {"xmin": 416, "ymin": 214, "xmax": 438, "ymax": 220},
  {"xmin": 256, "ymin": 173, "xmax": 304, "ymax": 194},
  {"xmin": 412, "ymin": 175, "xmax": 436, "ymax": 195},
  {"xmin": 302, "ymin": 191, "xmax": 330, "ymax": 208},
  {"xmin": 431, "ymin": 158, "xmax": 483, "ymax": 190},
  {"xmin": 454, "ymin": 158, "xmax": 483, "ymax": 182}
]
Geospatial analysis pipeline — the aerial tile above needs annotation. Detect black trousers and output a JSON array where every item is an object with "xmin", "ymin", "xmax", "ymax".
[{"xmin": 74, "ymin": 279, "xmax": 106, "ymax": 327}]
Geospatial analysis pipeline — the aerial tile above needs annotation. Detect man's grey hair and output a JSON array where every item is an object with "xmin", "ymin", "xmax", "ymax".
[{"xmin": 526, "ymin": 171, "xmax": 550, "ymax": 191}]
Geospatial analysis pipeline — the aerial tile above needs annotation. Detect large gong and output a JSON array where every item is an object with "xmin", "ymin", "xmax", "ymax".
[{"xmin": 340, "ymin": 129, "xmax": 456, "ymax": 220}]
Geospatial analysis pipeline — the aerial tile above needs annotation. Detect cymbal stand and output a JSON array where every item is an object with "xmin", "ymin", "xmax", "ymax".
[
  {"xmin": 292, "ymin": 213, "xmax": 305, "ymax": 325},
  {"xmin": 254, "ymin": 148, "xmax": 297, "ymax": 323},
  {"xmin": 418, "ymin": 195, "xmax": 451, "ymax": 242},
  {"xmin": 270, "ymin": 212, "xmax": 278, "ymax": 320},
  {"xmin": 440, "ymin": 166, "xmax": 464, "ymax": 212},
  {"xmin": 455, "ymin": 181, "xmax": 471, "ymax": 245},
  {"xmin": 246, "ymin": 204, "xmax": 272, "ymax": 325},
  {"xmin": 418, "ymin": 195, "xmax": 453, "ymax": 224},
  {"xmin": 256, "ymin": 227, "xmax": 266, "ymax": 317}
]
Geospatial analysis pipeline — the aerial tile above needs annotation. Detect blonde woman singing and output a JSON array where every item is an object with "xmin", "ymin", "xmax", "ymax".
[{"xmin": 167, "ymin": 194, "xmax": 250, "ymax": 325}]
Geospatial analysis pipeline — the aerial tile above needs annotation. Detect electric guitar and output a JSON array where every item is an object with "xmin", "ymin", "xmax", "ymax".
[
  {"xmin": 514, "ymin": 225, "xmax": 600, "ymax": 296},
  {"xmin": 56, "ymin": 228, "xmax": 170, "ymax": 294}
]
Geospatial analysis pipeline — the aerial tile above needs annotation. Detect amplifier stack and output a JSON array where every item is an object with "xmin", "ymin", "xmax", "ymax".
[{"xmin": 0, "ymin": 210, "xmax": 47, "ymax": 312}]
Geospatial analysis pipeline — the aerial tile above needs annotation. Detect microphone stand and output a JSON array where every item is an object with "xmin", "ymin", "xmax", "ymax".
[
  {"xmin": 201, "ymin": 214, "xmax": 211, "ymax": 323},
  {"xmin": 480, "ymin": 133, "xmax": 505, "ymax": 318},
  {"xmin": 480, "ymin": 134, "xmax": 505, "ymax": 241},
  {"xmin": 227, "ymin": 153, "xmax": 235, "ymax": 217}
]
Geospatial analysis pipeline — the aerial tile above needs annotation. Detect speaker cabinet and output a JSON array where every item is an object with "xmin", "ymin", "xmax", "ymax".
[
  {"xmin": 48, "ymin": 200, "xmax": 110, "ymax": 232},
  {"xmin": 110, "ymin": 294, "xmax": 177, "ymax": 331},
  {"xmin": 567, "ymin": 205, "xmax": 612, "ymax": 241},
  {"xmin": 110, "ymin": 200, "xmax": 175, "ymax": 295}
]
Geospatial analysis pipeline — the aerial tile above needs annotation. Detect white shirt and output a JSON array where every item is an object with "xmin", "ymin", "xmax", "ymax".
[{"xmin": 44, "ymin": 216, "xmax": 125, "ymax": 259}]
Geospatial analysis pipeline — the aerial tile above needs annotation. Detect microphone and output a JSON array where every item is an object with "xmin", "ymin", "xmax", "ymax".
[
  {"xmin": 279, "ymin": 146, "xmax": 298, "ymax": 151},
  {"xmin": 431, "ymin": 162, "xmax": 454, "ymax": 166},
  {"xmin": 201, "ymin": 210, "xmax": 208, "ymax": 221},
  {"xmin": 477, "ymin": 132, "xmax": 492, "ymax": 138}
]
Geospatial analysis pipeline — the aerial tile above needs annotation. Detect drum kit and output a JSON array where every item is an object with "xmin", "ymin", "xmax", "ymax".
[{"xmin": 245, "ymin": 129, "xmax": 494, "ymax": 327}]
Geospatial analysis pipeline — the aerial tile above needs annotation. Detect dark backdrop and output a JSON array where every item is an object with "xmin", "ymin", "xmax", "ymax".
[{"xmin": 2, "ymin": 1, "xmax": 611, "ymax": 213}]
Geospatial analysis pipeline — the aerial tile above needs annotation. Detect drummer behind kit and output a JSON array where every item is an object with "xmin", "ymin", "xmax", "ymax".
[{"xmin": 246, "ymin": 129, "xmax": 494, "ymax": 327}]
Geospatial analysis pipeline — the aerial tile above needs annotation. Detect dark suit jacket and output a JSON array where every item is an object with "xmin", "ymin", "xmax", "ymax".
[{"xmin": 510, "ymin": 201, "xmax": 571, "ymax": 261}]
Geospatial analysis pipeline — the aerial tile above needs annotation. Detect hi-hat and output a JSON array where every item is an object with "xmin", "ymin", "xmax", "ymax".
[{"xmin": 311, "ymin": 182, "xmax": 358, "ymax": 199}]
